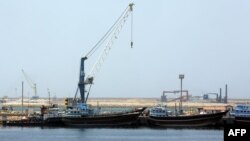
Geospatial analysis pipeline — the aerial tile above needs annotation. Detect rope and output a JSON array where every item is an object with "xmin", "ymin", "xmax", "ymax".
[
  {"xmin": 131, "ymin": 10, "xmax": 133, "ymax": 48},
  {"xmin": 73, "ymin": 87, "xmax": 79, "ymax": 103},
  {"xmin": 84, "ymin": 6, "xmax": 130, "ymax": 58},
  {"xmin": 85, "ymin": 84, "xmax": 93, "ymax": 103}
]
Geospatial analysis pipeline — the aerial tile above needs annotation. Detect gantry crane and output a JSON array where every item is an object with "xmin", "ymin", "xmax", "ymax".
[
  {"xmin": 162, "ymin": 90, "xmax": 190, "ymax": 102},
  {"xmin": 22, "ymin": 69, "xmax": 39, "ymax": 99},
  {"xmin": 76, "ymin": 3, "xmax": 134, "ymax": 103},
  {"xmin": 203, "ymin": 93, "xmax": 219, "ymax": 102}
]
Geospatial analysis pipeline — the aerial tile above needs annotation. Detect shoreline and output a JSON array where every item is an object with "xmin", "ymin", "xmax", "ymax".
[{"xmin": 1, "ymin": 98, "xmax": 246, "ymax": 108}]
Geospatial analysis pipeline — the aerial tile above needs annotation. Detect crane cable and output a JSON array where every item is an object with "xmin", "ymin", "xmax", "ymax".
[
  {"xmin": 73, "ymin": 87, "xmax": 79, "ymax": 103},
  {"xmin": 87, "ymin": 4, "xmax": 133, "ymax": 78},
  {"xmin": 81, "ymin": 4, "xmax": 134, "ymax": 101},
  {"xmin": 84, "ymin": 6, "xmax": 130, "ymax": 59},
  {"xmin": 130, "ymin": 6, "xmax": 133, "ymax": 48},
  {"xmin": 88, "ymin": 9, "xmax": 131, "ymax": 78},
  {"xmin": 85, "ymin": 84, "xmax": 93, "ymax": 103}
]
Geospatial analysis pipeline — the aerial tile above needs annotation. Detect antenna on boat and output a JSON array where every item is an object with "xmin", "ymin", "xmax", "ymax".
[
  {"xmin": 48, "ymin": 88, "xmax": 51, "ymax": 105},
  {"xmin": 22, "ymin": 81, "xmax": 24, "ymax": 114}
]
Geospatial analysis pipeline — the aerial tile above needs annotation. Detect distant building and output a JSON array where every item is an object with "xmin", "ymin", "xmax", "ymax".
[
  {"xmin": 161, "ymin": 94, "xmax": 167, "ymax": 102},
  {"xmin": 198, "ymin": 105, "xmax": 233, "ymax": 116}
]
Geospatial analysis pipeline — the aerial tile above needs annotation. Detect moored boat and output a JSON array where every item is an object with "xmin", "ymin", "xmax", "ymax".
[
  {"xmin": 62, "ymin": 111, "xmax": 143, "ymax": 127},
  {"xmin": 146, "ymin": 105, "xmax": 227, "ymax": 127},
  {"xmin": 234, "ymin": 104, "xmax": 250, "ymax": 125},
  {"xmin": 60, "ymin": 3, "xmax": 143, "ymax": 127},
  {"xmin": 62, "ymin": 105, "xmax": 146, "ymax": 127},
  {"xmin": 42, "ymin": 105, "xmax": 65, "ymax": 126}
]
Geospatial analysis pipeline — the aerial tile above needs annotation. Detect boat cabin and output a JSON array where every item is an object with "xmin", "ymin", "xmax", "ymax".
[
  {"xmin": 149, "ymin": 105, "xmax": 171, "ymax": 117},
  {"xmin": 235, "ymin": 104, "xmax": 250, "ymax": 117}
]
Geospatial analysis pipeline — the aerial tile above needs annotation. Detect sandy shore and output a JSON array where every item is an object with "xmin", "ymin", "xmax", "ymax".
[{"xmin": 1, "ymin": 98, "xmax": 242, "ymax": 108}]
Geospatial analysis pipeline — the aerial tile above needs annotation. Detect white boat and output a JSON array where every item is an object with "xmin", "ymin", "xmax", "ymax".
[
  {"xmin": 149, "ymin": 104, "xmax": 172, "ymax": 117},
  {"xmin": 147, "ymin": 104, "xmax": 227, "ymax": 127},
  {"xmin": 41, "ymin": 104, "xmax": 65, "ymax": 126},
  {"xmin": 234, "ymin": 104, "xmax": 250, "ymax": 125}
]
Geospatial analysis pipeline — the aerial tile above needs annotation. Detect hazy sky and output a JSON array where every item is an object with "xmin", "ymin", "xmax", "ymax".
[{"xmin": 1, "ymin": 0, "xmax": 250, "ymax": 99}]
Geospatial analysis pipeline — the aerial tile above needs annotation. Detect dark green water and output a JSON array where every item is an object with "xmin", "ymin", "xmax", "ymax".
[{"xmin": 0, "ymin": 127, "xmax": 223, "ymax": 141}]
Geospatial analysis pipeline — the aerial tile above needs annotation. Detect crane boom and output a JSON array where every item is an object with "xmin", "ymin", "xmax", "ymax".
[
  {"xmin": 87, "ymin": 3, "xmax": 134, "ymax": 79},
  {"xmin": 78, "ymin": 3, "xmax": 134, "ymax": 103},
  {"xmin": 87, "ymin": 4, "xmax": 133, "ymax": 80}
]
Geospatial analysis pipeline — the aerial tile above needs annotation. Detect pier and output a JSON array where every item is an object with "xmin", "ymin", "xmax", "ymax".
[{"xmin": 0, "ymin": 113, "xmax": 27, "ymax": 124}]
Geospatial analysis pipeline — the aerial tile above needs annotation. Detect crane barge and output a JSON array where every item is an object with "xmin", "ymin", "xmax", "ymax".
[{"xmin": 62, "ymin": 3, "xmax": 146, "ymax": 127}]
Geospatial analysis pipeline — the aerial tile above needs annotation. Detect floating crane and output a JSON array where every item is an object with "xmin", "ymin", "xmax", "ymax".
[
  {"xmin": 75, "ymin": 3, "xmax": 134, "ymax": 103},
  {"xmin": 22, "ymin": 69, "xmax": 39, "ymax": 99}
]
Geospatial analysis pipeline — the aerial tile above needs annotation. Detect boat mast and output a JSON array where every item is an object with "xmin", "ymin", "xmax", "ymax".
[{"xmin": 22, "ymin": 81, "xmax": 24, "ymax": 114}]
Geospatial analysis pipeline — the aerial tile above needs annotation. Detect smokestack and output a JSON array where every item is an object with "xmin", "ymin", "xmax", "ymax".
[
  {"xmin": 225, "ymin": 84, "xmax": 228, "ymax": 103},
  {"xmin": 219, "ymin": 88, "xmax": 222, "ymax": 103}
]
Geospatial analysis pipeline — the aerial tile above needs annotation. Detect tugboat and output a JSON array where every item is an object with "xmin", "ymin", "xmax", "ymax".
[
  {"xmin": 146, "ymin": 104, "xmax": 227, "ymax": 127},
  {"xmin": 41, "ymin": 104, "xmax": 65, "ymax": 126},
  {"xmin": 234, "ymin": 104, "xmax": 250, "ymax": 125}
]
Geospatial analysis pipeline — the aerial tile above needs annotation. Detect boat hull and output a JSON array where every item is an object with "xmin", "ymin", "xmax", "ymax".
[
  {"xmin": 62, "ymin": 112, "xmax": 141, "ymax": 127},
  {"xmin": 146, "ymin": 111, "xmax": 227, "ymax": 127},
  {"xmin": 3, "ymin": 117, "xmax": 65, "ymax": 127},
  {"xmin": 44, "ymin": 117, "xmax": 64, "ymax": 126},
  {"xmin": 235, "ymin": 117, "xmax": 250, "ymax": 125}
]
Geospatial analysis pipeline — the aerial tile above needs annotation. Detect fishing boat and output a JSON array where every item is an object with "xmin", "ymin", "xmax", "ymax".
[
  {"xmin": 62, "ymin": 105, "xmax": 146, "ymax": 127},
  {"xmin": 234, "ymin": 104, "xmax": 250, "ymax": 125},
  {"xmin": 146, "ymin": 104, "xmax": 227, "ymax": 127}
]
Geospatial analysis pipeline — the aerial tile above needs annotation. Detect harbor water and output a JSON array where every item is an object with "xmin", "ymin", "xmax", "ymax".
[{"xmin": 0, "ymin": 127, "xmax": 223, "ymax": 141}]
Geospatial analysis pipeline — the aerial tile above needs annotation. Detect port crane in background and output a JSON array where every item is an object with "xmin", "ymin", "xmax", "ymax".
[
  {"xmin": 75, "ymin": 3, "xmax": 134, "ymax": 103},
  {"xmin": 22, "ymin": 69, "xmax": 39, "ymax": 99},
  {"xmin": 161, "ymin": 90, "xmax": 190, "ymax": 102}
]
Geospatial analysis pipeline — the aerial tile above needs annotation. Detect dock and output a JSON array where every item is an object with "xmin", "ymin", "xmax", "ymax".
[
  {"xmin": 1, "ymin": 98, "xmax": 248, "ymax": 127},
  {"xmin": 0, "ymin": 113, "xmax": 28, "ymax": 124}
]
